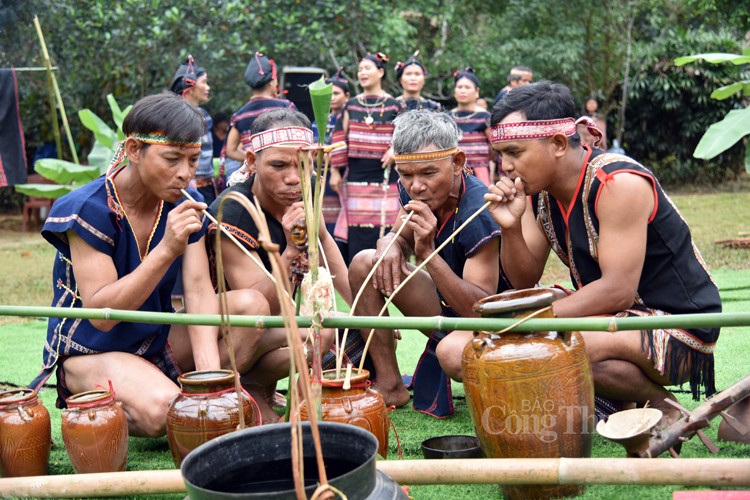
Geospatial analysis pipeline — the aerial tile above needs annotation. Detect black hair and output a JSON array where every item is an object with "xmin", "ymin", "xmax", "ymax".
[
  {"xmin": 491, "ymin": 81, "xmax": 580, "ymax": 146},
  {"xmin": 212, "ymin": 111, "xmax": 229, "ymax": 125},
  {"xmin": 507, "ymin": 65, "xmax": 533, "ymax": 84},
  {"xmin": 491, "ymin": 80, "xmax": 578, "ymax": 124},
  {"xmin": 123, "ymin": 92, "xmax": 204, "ymax": 145},
  {"xmin": 453, "ymin": 67, "xmax": 480, "ymax": 89},
  {"xmin": 361, "ymin": 52, "xmax": 389, "ymax": 78}
]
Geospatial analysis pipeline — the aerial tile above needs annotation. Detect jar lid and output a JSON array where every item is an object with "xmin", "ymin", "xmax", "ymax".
[{"xmin": 474, "ymin": 288, "xmax": 556, "ymax": 317}]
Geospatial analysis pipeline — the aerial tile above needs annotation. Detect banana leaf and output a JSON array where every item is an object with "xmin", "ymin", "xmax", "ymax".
[
  {"xmin": 106, "ymin": 94, "xmax": 131, "ymax": 132},
  {"xmin": 710, "ymin": 81, "xmax": 750, "ymax": 100},
  {"xmin": 87, "ymin": 140, "xmax": 117, "ymax": 171},
  {"xmin": 34, "ymin": 159, "xmax": 100, "ymax": 185},
  {"xmin": 14, "ymin": 183, "xmax": 74, "ymax": 199},
  {"xmin": 309, "ymin": 76, "xmax": 332, "ymax": 145},
  {"xmin": 674, "ymin": 53, "xmax": 750, "ymax": 66},
  {"xmin": 693, "ymin": 107, "xmax": 750, "ymax": 160},
  {"xmin": 79, "ymin": 109, "xmax": 117, "ymax": 151}
]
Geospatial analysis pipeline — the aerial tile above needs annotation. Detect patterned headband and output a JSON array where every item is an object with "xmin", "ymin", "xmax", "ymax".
[
  {"xmin": 131, "ymin": 133, "xmax": 201, "ymax": 148},
  {"xmin": 394, "ymin": 147, "xmax": 458, "ymax": 164},
  {"xmin": 489, "ymin": 118, "xmax": 577, "ymax": 144},
  {"xmin": 574, "ymin": 116, "xmax": 604, "ymax": 148},
  {"xmin": 249, "ymin": 126, "xmax": 314, "ymax": 153}
]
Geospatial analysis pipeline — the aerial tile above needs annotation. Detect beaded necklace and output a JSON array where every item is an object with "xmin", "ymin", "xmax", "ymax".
[
  {"xmin": 107, "ymin": 168, "xmax": 164, "ymax": 261},
  {"xmin": 357, "ymin": 94, "xmax": 386, "ymax": 127},
  {"xmin": 451, "ymin": 109, "xmax": 481, "ymax": 121}
]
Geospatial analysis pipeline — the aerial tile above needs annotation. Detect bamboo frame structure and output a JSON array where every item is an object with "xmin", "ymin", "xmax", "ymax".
[
  {"xmin": 2, "ymin": 305, "xmax": 750, "ymax": 332},
  {"xmin": 1, "ymin": 458, "xmax": 749, "ymax": 498}
]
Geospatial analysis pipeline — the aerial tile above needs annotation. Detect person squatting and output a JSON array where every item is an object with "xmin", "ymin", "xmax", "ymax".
[{"xmin": 30, "ymin": 53, "xmax": 721, "ymax": 439}]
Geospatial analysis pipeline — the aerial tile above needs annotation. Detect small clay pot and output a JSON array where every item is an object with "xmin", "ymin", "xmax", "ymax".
[
  {"xmin": 299, "ymin": 369, "xmax": 390, "ymax": 458},
  {"xmin": 61, "ymin": 389, "xmax": 128, "ymax": 473},
  {"xmin": 421, "ymin": 435, "xmax": 484, "ymax": 459},
  {"xmin": 0, "ymin": 389, "xmax": 51, "ymax": 477},
  {"xmin": 167, "ymin": 370, "xmax": 258, "ymax": 467}
]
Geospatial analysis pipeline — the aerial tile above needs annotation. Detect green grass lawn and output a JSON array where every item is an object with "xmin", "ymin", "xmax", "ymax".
[
  {"xmin": 1, "ymin": 268, "xmax": 749, "ymax": 499},
  {"xmin": 1, "ymin": 188, "xmax": 750, "ymax": 499}
]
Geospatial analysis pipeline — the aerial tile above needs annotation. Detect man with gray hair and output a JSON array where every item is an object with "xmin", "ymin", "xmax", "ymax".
[{"xmin": 348, "ymin": 110, "xmax": 510, "ymax": 417}]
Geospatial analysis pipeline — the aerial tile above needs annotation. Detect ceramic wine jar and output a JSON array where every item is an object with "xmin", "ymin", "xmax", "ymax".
[
  {"xmin": 299, "ymin": 369, "xmax": 390, "ymax": 458},
  {"xmin": 61, "ymin": 388, "xmax": 128, "ymax": 473},
  {"xmin": 462, "ymin": 288, "xmax": 595, "ymax": 499},
  {"xmin": 166, "ymin": 369, "xmax": 257, "ymax": 467},
  {"xmin": 0, "ymin": 389, "xmax": 51, "ymax": 477}
]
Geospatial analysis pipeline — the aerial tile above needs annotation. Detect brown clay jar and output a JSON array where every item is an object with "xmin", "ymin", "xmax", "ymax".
[
  {"xmin": 300, "ymin": 368, "xmax": 390, "ymax": 458},
  {"xmin": 0, "ymin": 389, "xmax": 51, "ymax": 477},
  {"xmin": 463, "ymin": 288, "xmax": 595, "ymax": 500},
  {"xmin": 61, "ymin": 388, "xmax": 128, "ymax": 473},
  {"xmin": 166, "ymin": 370, "xmax": 257, "ymax": 467}
]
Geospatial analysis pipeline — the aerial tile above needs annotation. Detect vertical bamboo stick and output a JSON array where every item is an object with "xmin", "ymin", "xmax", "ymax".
[
  {"xmin": 33, "ymin": 16, "xmax": 79, "ymax": 164},
  {"xmin": 32, "ymin": 16, "xmax": 61, "ymax": 161}
]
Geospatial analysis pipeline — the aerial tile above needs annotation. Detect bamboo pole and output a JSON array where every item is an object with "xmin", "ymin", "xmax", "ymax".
[
  {"xmin": 12, "ymin": 67, "xmax": 60, "ymax": 72},
  {"xmin": 1, "ymin": 305, "xmax": 750, "ymax": 332},
  {"xmin": 2, "ymin": 458, "xmax": 750, "ymax": 498},
  {"xmin": 32, "ymin": 16, "xmax": 62, "ymax": 161},
  {"xmin": 33, "ymin": 16, "xmax": 79, "ymax": 164}
]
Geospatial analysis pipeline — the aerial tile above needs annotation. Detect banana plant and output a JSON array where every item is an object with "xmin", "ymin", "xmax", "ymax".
[
  {"xmin": 14, "ymin": 94, "xmax": 132, "ymax": 199},
  {"xmin": 675, "ymin": 49, "xmax": 750, "ymax": 172}
]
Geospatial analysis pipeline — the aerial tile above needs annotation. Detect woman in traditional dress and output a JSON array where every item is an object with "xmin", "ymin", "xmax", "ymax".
[
  {"xmin": 312, "ymin": 68, "xmax": 350, "ymax": 235},
  {"xmin": 330, "ymin": 52, "xmax": 406, "ymax": 263},
  {"xmin": 450, "ymin": 67, "xmax": 493, "ymax": 185},
  {"xmin": 394, "ymin": 51, "xmax": 441, "ymax": 112}
]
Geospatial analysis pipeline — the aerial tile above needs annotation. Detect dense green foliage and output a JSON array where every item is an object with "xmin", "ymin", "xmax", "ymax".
[
  {"xmin": 626, "ymin": 29, "xmax": 747, "ymax": 184},
  {"xmin": 0, "ymin": 0, "xmax": 748, "ymax": 187}
]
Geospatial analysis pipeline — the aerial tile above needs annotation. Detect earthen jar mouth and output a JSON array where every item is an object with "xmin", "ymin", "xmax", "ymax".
[
  {"xmin": 0, "ymin": 388, "xmax": 37, "ymax": 407},
  {"xmin": 179, "ymin": 369, "xmax": 235, "ymax": 387},
  {"xmin": 320, "ymin": 368, "xmax": 370, "ymax": 388},
  {"xmin": 66, "ymin": 389, "xmax": 116, "ymax": 409}
]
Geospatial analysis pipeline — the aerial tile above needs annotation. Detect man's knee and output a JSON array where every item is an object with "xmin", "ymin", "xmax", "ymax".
[
  {"xmin": 349, "ymin": 250, "xmax": 376, "ymax": 281},
  {"xmin": 232, "ymin": 289, "xmax": 271, "ymax": 316},
  {"xmin": 128, "ymin": 388, "xmax": 176, "ymax": 438},
  {"xmin": 437, "ymin": 335, "xmax": 464, "ymax": 382}
]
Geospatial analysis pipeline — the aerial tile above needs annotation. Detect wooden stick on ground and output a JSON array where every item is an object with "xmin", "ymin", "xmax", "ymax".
[
  {"xmin": 2, "ymin": 458, "xmax": 750, "ymax": 498},
  {"xmin": 642, "ymin": 372, "xmax": 750, "ymax": 458}
]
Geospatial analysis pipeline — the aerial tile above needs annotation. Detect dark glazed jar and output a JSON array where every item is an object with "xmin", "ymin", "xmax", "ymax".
[
  {"xmin": 462, "ymin": 288, "xmax": 595, "ymax": 500},
  {"xmin": 0, "ymin": 389, "xmax": 51, "ymax": 477},
  {"xmin": 61, "ymin": 388, "xmax": 128, "ymax": 473},
  {"xmin": 166, "ymin": 369, "xmax": 258, "ymax": 467},
  {"xmin": 181, "ymin": 421, "xmax": 408, "ymax": 499},
  {"xmin": 299, "ymin": 368, "xmax": 389, "ymax": 458}
]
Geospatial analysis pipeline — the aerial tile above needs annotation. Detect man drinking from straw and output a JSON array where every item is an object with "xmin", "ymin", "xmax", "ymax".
[
  {"xmin": 481, "ymin": 80, "xmax": 721, "ymax": 425},
  {"xmin": 30, "ymin": 93, "xmax": 268, "ymax": 437},
  {"xmin": 348, "ymin": 110, "xmax": 510, "ymax": 416},
  {"xmin": 207, "ymin": 108, "xmax": 352, "ymax": 423}
]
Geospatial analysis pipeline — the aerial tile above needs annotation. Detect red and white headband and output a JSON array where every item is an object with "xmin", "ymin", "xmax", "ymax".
[
  {"xmin": 249, "ymin": 126, "xmax": 313, "ymax": 153},
  {"xmin": 574, "ymin": 116, "xmax": 604, "ymax": 148},
  {"xmin": 490, "ymin": 117, "xmax": 603, "ymax": 148},
  {"xmin": 490, "ymin": 118, "xmax": 576, "ymax": 143}
]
